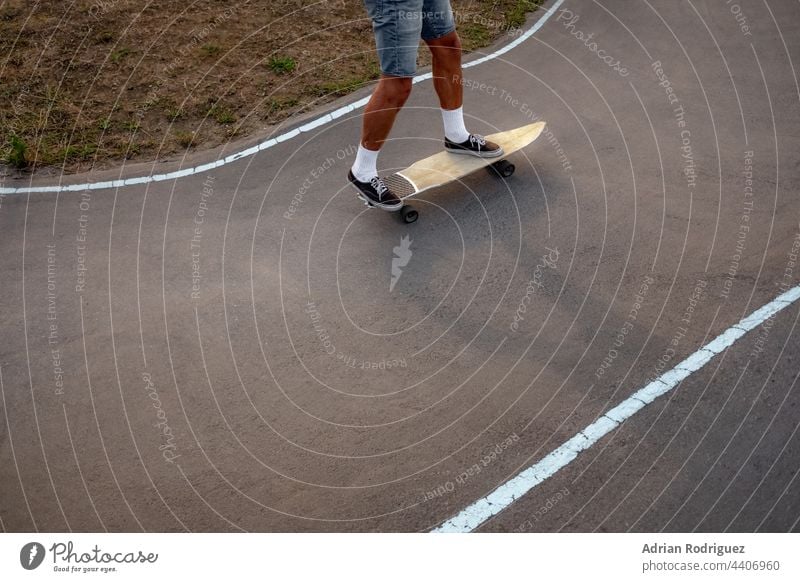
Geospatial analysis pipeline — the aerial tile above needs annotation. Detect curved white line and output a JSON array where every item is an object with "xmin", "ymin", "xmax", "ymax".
[{"xmin": 0, "ymin": 0, "xmax": 565, "ymax": 196}]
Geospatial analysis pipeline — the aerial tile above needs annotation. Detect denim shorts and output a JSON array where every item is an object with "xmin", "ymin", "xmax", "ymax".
[{"xmin": 363, "ymin": 0, "xmax": 456, "ymax": 77}]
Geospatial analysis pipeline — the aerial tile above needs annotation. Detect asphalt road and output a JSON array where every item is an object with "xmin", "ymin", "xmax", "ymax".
[{"xmin": 1, "ymin": 0, "xmax": 799, "ymax": 533}]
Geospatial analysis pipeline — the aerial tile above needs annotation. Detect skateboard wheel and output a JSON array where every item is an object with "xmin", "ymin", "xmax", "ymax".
[
  {"xmin": 489, "ymin": 159, "xmax": 515, "ymax": 178},
  {"xmin": 501, "ymin": 162, "xmax": 515, "ymax": 177},
  {"xmin": 401, "ymin": 205, "xmax": 418, "ymax": 223}
]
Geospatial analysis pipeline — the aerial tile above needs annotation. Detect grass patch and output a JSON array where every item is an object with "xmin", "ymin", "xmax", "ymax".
[
  {"xmin": 264, "ymin": 96, "xmax": 299, "ymax": 120},
  {"xmin": 200, "ymin": 44, "xmax": 222, "ymax": 57},
  {"xmin": 460, "ymin": 23, "xmax": 492, "ymax": 47},
  {"xmin": 267, "ymin": 56, "xmax": 296, "ymax": 74},
  {"xmin": 314, "ymin": 75, "xmax": 369, "ymax": 97},
  {"xmin": 110, "ymin": 47, "xmax": 131, "ymax": 63},
  {"xmin": 4, "ymin": 134, "xmax": 28, "ymax": 168},
  {"xmin": 365, "ymin": 60, "xmax": 381, "ymax": 80},
  {"xmin": 59, "ymin": 143, "xmax": 98, "ymax": 162},
  {"xmin": 174, "ymin": 130, "xmax": 195, "ymax": 148},
  {"xmin": 507, "ymin": 0, "xmax": 542, "ymax": 28},
  {"xmin": 207, "ymin": 104, "xmax": 236, "ymax": 124},
  {"xmin": 122, "ymin": 119, "xmax": 140, "ymax": 132},
  {"xmin": 165, "ymin": 106, "xmax": 185, "ymax": 121},
  {"xmin": 267, "ymin": 96, "xmax": 299, "ymax": 112}
]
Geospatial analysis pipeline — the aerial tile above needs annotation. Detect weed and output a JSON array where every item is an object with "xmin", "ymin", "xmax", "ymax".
[
  {"xmin": 314, "ymin": 76, "xmax": 366, "ymax": 97},
  {"xmin": 267, "ymin": 96, "xmax": 299, "ymax": 112},
  {"xmin": 464, "ymin": 22, "xmax": 493, "ymax": 47},
  {"xmin": 507, "ymin": 0, "xmax": 541, "ymax": 28},
  {"xmin": 175, "ymin": 131, "xmax": 195, "ymax": 148},
  {"xmin": 165, "ymin": 106, "xmax": 184, "ymax": 121},
  {"xmin": 5, "ymin": 134, "xmax": 28, "ymax": 168},
  {"xmin": 123, "ymin": 142, "xmax": 141, "ymax": 158},
  {"xmin": 59, "ymin": 143, "xmax": 97, "ymax": 162},
  {"xmin": 207, "ymin": 104, "xmax": 236, "ymax": 124},
  {"xmin": 200, "ymin": 44, "xmax": 222, "ymax": 57},
  {"xmin": 267, "ymin": 56, "xmax": 296, "ymax": 74},
  {"xmin": 111, "ymin": 47, "xmax": 131, "ymax": 63},
  {"xmin": 366, "ymin": 61, "xmax": 382, "ymax": 79}
]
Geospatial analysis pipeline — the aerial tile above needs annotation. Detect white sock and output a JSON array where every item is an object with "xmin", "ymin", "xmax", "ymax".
[
  {"xmin": 351, "ymin": 144, "xmax": 379, "ymax": 182},
  {"xmin": 441, "ymin": 106, "xmax": 471, "ymax": 143}
]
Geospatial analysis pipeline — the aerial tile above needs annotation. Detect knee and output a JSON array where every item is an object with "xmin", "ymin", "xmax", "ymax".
[
  {"xmin": 431, "ymin": 31, "xmax": 462, "ymax": 54},
  {"xmin": 382, "ymin": 77, "xmax": 413, "ymax": 106},
  {"xmin": 443, "ymin": 32, "xmax": 462, "ymax": 51}
]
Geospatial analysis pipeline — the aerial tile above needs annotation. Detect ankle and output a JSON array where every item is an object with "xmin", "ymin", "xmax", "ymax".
[
  {"xmin": 441, "ymin": 106, "xmax": 470, "ymax": 142},
  {"xmin": 351, "ymin": 144, "xmax": 380, "ymax": 182}
]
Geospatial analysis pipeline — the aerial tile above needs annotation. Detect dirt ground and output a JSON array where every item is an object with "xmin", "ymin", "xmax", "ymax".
[{"xmin": 0, "ymin": 0, "xmax": 541, "ymax": 174}]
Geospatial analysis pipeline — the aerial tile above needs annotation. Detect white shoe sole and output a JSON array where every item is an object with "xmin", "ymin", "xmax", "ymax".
[
  {"xmin": 445, "ymin": 146, "xmax": 505, "ymax": 159},
  {"xmin": 357, "ymin": 193, "xmax": 403, "ymax": 212}
]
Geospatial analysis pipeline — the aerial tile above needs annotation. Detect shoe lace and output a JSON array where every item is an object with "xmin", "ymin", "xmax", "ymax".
[
  {"xmin": 370, "ymin": 176, "xmax": 389, "ymax": 200},
  {"xmin": 469, "ymin": 134, "xmax": 487, "ymax": 148}
]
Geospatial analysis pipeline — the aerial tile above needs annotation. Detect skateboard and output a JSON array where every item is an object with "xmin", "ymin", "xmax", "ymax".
[{"xmin": 357, "ymin": 121, "xmax": 546, "ymax": 223}]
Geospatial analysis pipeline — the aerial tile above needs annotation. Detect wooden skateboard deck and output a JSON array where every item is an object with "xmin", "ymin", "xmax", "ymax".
[{"xmin": 364, "ymin": 121, "xmax": 545, "ymax": 222}]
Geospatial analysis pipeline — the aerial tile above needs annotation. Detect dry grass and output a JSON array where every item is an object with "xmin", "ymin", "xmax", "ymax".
[{"xmin": 0, "ymin": 0, "xmax": 541, "ymax": 174}]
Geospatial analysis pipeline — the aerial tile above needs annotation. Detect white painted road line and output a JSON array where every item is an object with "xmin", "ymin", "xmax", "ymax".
[
  {"xmin": 432, "ymin": 284, "xmax": 800, "ymax": 533},
  {"xmin": 0, "ymin": 0, "xmax": 565, "ymax": 196}
]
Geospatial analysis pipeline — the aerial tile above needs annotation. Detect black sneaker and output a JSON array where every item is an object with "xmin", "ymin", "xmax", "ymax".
[
  {"xmin": 348, "ymin": 170, "xmax": 403, "ymax": 211},
  {"xmin": 444, "ymin": 134, "xmax": 504, "ymax": 158}
]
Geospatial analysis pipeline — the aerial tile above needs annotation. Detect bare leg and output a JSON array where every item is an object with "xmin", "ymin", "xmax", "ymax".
[
  {"xmin": 425, "ymin": 30, "xmax": 503, "ymax": 155},
  {"xmin": 425, "ymin": 31, "xmax": 463, "ymax": 110},
  {"xmin": 360, "ymin": 75, "xmax": 413, "ymax": 150}
]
